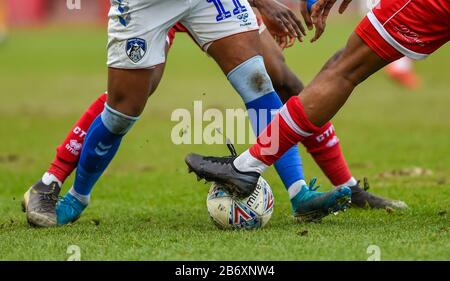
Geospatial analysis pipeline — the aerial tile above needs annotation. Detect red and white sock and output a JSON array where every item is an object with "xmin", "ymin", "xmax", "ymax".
[
  {"xmin": 46, "ymin": 93, "xmax": 107, "ymax": 183},
  {"xmin": 229, "ymin": 96, "xmax": 358, "ymax": 188},
  {"xmin": 300, "ymin": 122, "xmax": 356, "ymax": 187},
  {"xmin": 234, "ymin": 96, "xmax": 321, "ymax": 172}
]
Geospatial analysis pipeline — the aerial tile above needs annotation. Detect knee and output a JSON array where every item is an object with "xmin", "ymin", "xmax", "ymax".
[
  {"xmin": 107, "ymin": 67, "xmax": 161, "ymax": 116},
  {"xmin": 101, "ymin": 104, "xmax": 139, "ymax": 135},
  {"xmin": 272, "ymin": 73, "xmax": 304, "ymax": 103},
  {"xmin": 107, "ymin": 91, "xmax": 147, "ymax": 117},
  {"xmin": 107, "ymin": 78, "xmax": 159, "ymax": 117},
  {"xmin": 264, "ymin": 53, "xmax": 304, "ymax": 102}
]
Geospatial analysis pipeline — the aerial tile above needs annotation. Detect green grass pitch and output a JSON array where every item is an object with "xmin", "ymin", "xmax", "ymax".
[{"xmin": 0, "ymin": 18, "xmax": 449, "ymax": 260}]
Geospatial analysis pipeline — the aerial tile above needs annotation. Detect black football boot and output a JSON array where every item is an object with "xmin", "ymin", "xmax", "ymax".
[
  {"xmin": 185, "ymin": 143, "xmax": 260, "ymax": 197},
  {"xmin": 350, "ymin": 178, "xmax": 408, "ymax": 209},
  {"xmin": 22, "ymin": 180, "xmax": 61, "ymax": 227}
]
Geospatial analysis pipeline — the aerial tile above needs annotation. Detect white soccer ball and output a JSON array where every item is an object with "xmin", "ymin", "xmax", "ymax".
[{"xmin": 206, "ymin": 177, "xmax": 274, "ymax": 230}]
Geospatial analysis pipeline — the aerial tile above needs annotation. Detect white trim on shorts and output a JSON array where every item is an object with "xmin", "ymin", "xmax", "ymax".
[{"xmin": 367, "ymin": 11, "xmax": 428, "ymax": 60}]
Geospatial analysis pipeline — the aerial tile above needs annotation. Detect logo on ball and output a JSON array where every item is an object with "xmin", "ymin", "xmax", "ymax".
[{"xmin": 206, "ymin": 177, "xmax": 274, "ymax": 230}]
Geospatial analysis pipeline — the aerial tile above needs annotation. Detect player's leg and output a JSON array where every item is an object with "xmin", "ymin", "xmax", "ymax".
[
  {"xmin": 24, "ymin": 65, "xmax": 167, "ymax": 227},
  {"xmin": 203, "ymin": 33, "xmax": 388, "ymax": 179},
  {"xmin": 39, "ymin": 40, "xmax": 172, "ymax": 184},
  {"xmin": 185, "ymin": 0, "xmax": 424, "ymax": 215},
  {"xmin": 23, "ymin": 93, "xmax": 106, "ymax": 226},
  {"xmin": 54, "ymin": 57, "xmax": 172, "ymax": 225},
  {"xmin": 260, "ymin": 28, "xmax": 405, "ymax": 209},
  {"xmin": 203, "ymin": 32, "xmax": 352, "ymax": 221},
  {"xmin": 177, "ymin": 6, "xmax": 352, "ymax": 202},
  {"xmin": 259, "ymin": 30, "xmax": 304, "ymax": 103},
  {"xmin": 258, "ymin": 29, "xmax": 353, "ymax": 212},
  {"xmin": 209, "ymin": 31, "xmax": 319, "ymax": 217},
  {"xmin": 185, "ymin": 32, "xmax": 384, "ymax": 220},
  {"xmin": 55, "ymin": 14, "xmax": 184, "ymax": 226},
  {"xmin": 259, "ymin": 29, "xmax": 354, "ymax": 186},
  {"xmin": 24, "ymin": 28, "xmax": 171, "ymax": 226},
  {"xmin": 24, "ymin": 67, "xmax": 164, "ymax": 227},
  {"xmin": 184, "ymin": 0, "xmax": 352, "ymax": 222},
  {"xmin": 185, "ymin": 0, "xmax": 450, "ymax": 198},
  {"xmin": 26, "ymin": 0, "xmax": 183, "ymax": 227},
  {"xmin": 173, "ymin": 19, "xmax": 316, "ymax": 213},
  {"xmin": 298, "ymin": 0, "xmax": 450, "ymax": 126},
  {"xmin": 54, "ymin": 75, "xmax": 159, "ymax": 226},
  {"xmin": 298, "ymin": 35, "xmax": 387, "ymax": 127},
  {"xmin": 175, "ymin": 18, "xmax": 310, "ymax": 210},
  {"xmin": 49, "ymin": 93, "xmax": 107, "ymax": 184}
]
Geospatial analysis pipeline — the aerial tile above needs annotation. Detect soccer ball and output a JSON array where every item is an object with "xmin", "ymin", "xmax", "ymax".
[{"xmin": 206, "ymin": 177, "xmax": 274, "ymax": 230}]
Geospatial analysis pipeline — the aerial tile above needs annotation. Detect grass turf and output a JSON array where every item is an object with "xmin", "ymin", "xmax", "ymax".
[{"xmin": 0, "ymin": 18, "xmax": 449, "ymax": 260}]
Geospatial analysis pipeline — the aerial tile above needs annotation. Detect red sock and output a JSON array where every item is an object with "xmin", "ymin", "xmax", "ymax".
[
  {"xmin": 300, "ymin": 122, "xmax": 352, "ymax": 186},
  {"xmin": 250, "ymin": 96, "xmax": 322, "ymax": 165},
  {"xmin": 47, "ymin": 93, "xmax": 107, "ymax": 182}
]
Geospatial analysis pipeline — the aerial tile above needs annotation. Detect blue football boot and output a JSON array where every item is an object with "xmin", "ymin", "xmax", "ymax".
[
  {"xmin": 291, "ymin": 178, "xmax": 352, "ymax": 223},
  {"xmin": 56, "ymin": 192, "xmax": 87, "ymax": 225}
]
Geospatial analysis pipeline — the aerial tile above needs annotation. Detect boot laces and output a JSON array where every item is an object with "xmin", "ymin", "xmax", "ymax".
[
  {"xmin": 307, "ymin": 178, "xmax": 321, "ymax": 192},
  {"xmin": 355, "ymin": 177, "xmax": 370, "ymax": 191},
  {"xmin": 226, "ymin": 138, "xmax": 238, "ymax": 157},
  {"xmin": 38, "ymin": 189, "xmax": 58, "ymax": 211},
  {"xmin": 203, "ymin": 138, "xmax": 238, "ymax": 165}
]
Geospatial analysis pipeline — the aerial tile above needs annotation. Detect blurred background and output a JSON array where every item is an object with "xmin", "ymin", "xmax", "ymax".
[
  {"xmin": 0, "ymin": 0, "xmax": 109, "ymax": 27},
  {"xmin": 0, "ymin": 0, "xmax": 449, "ymax": 260}
]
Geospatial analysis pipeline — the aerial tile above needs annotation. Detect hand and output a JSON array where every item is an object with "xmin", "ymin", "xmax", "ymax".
[
  {"xmin": 273, "ymin": 35, "xmax": 296, "ymax": 50},
  {"xmin": 254, "ymin": 0, "xmax": 306, "ymax": 43},
  {"xmin": 300, "ymin": 0, "xmax": 352, "ymax": 42},
  {"xmin": 299, "ymin": 0, "xmax": 316, "ymax": 31}
]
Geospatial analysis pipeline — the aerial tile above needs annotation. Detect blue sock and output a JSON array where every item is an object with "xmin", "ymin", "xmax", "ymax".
[
  {"xmin": 227, "ymin": 55, "xmax": 305, "ymax": 191},
  {"xmin": 246, "ymin": 93, "xmax": 305, "ymax": 190},
  {"xmin": 73, "ymin": 105, "xmax": 138, "ymax": 197}
]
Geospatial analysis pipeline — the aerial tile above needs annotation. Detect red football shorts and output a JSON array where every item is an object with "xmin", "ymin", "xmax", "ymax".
[{"xmin": 356, "ymin": 0, "xmax": 450, "ymax": 62}]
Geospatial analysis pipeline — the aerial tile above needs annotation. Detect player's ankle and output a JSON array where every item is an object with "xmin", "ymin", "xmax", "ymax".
[
  {"xmin": 288, "ymin": 179, "xmax": 307, "ymax": 199},
  {"xmin": 47, "ymin": 160, "xmax": 73, "ymax": 183},
  {"xmin": 41, "ymin": 172, "xmax": 62, "ymax": 187},
  {"xmin": 69, "ymin": 187, "xmax": 90, "ymax": 206},
  {"xmin": 233, "ymin": 149, "xmax": 267, "ymax": 174},
  {"xmin": 337, "ymin": 177, "xmax": 357, "ymax": 188}
]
